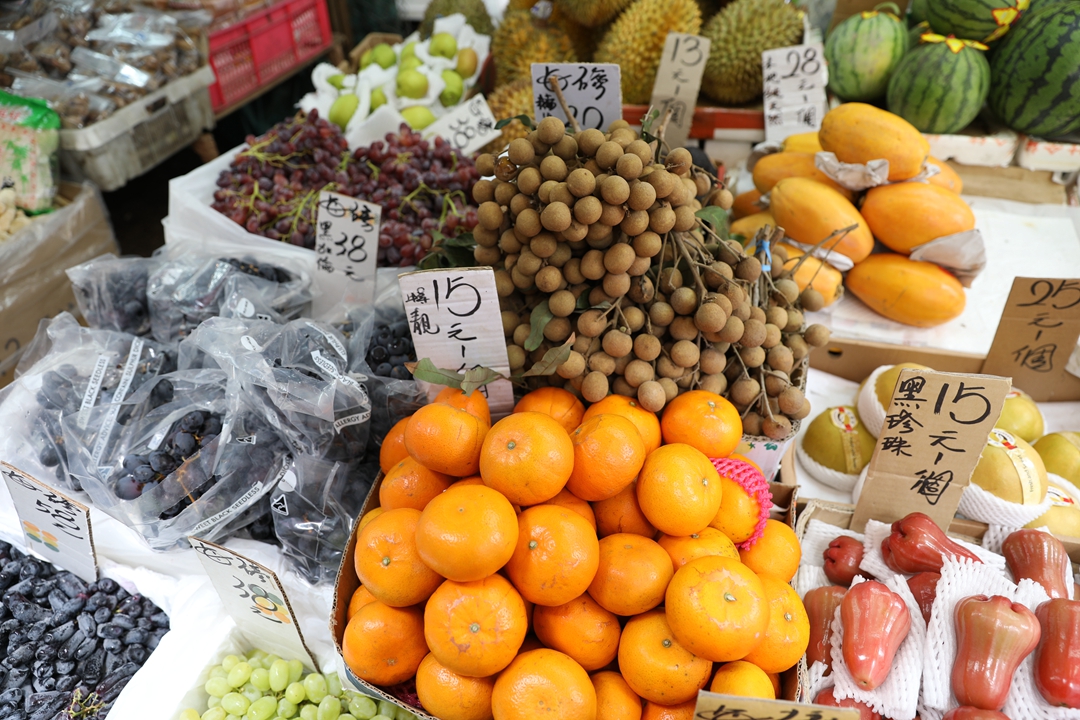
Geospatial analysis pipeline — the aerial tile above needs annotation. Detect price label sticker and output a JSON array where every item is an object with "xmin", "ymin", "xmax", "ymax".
[
  {"xmin": 531, "ymin": 63, "xmax": 622, "ymax": 131},
  {"xmin": 649, "ymin": 32, "xmax": 711, "ymax": 149},
  {"xmin": 190, "ymin": 536, "xmax": 318, "ymax": 669},
  {"xmin": 425, "ymin": 95, "xmax": 498, "ymax": 156},
  {"xmin": 982, "ymin": 277, "xmax": 1080, "ymax": 402},
  {"xmin": 314, "ymin": 191, "xmax": 381, "ymax": 307},
  {"xmin": 1, "ymin": 463, "xmax": 97, "ymax": 582},
  {"xmin": 399, "ymin": 267, "xmax": 514, "ymax": 418},
  {"xmin": 853, "ymin": 370, "xmax": 1011, "ymax": 532},
  {"xmin": 695, "ymin": 691, "xmax": 860, "ymax": 720},
  {"xmin": 761, "ymin": 42, "xmax": 829, "ymax": 143}
]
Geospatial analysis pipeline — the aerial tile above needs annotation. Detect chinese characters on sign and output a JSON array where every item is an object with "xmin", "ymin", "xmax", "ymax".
[
  {"xmin": 531, "ymin": 63, "xmax": 622, "ymax": 131},
  {"xmin": 1, "ymin": 463, "xmax": 97, "ymax": 582},
  {"xmin": 648, "ymin": 33, "xmax": 711, "ymax": 149},
  {"xmin": 314, "ymin": 191, "xmax": 381, "ymax": 307},
  {"xmin": 424, "ymin": 95, "xmax": 497, "ymax": 156},
  {"xmin": 399, "ymin": 268, "xmax": 514, "ymax": 417},
  {"xmin": 190, "ymin": 536, "xmax": 318, "ymax": 669},
  {"xmin": 694, "ymin": 691, "xmax": 861, "ymax": 720},
  {"xmin": 982, "ymin": 277, "xmax": 1080, "ymax": 402},
  {"xmin": 761, "ymin": 43, "xmax": 829, "ymax": 143},
  {"xmin": 852, "ymin": 370, "xmax": 1010, "ymax": 532}
]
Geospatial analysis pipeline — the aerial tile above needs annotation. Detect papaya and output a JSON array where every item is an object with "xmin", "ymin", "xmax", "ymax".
[
  {"xmin": 846, "ymin": 253, "xmax": 966, "ymax": 327},
  {"xmin": 783, "ymin": 131, "xmax": 824, "ymax": 154},
  {"xmin": 732, "ymin": 188, "xmax": 765, "ymax": 220},
  {"xmin": 927, "ymin": 157, "xmax": 963, "ymax": 194},
  {"xmin": 860, "ymin": 182, "xmax": 975, "ymax": 254},
  {"xmin": 819, "ymin": 103, "xmax": 930, "ymax": 182},
  {"xmin": 752, "ymin": 152, "xmax": 854, "ymax": 199},
  {"xmin": 730, "ymin": 211, "xmax": 775, "ymax": 240},
  {"xmin": 779, "ymin": 243, "xmax": 844, "ymax": 306},
  {"xmin": 770, "ymin": 177, "xmax": 875, "ymax": 263}
]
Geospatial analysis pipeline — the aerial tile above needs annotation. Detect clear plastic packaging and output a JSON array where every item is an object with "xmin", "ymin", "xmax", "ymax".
[
  {"xmin": 8, "ymin": 70, "xmax": 115, "ymax": 127},
  {"xmin": 67, "ymin": 253, "xmax": 160, "ymax": 335},
  {"xmin": 0, "ymin": 88, "xmax": 59, "ymax": 211}
]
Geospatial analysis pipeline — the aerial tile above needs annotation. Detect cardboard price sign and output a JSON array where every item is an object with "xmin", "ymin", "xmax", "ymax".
[
  {"xmin": 399, "ymin": 267, "xmax": 514, "ymax": 417},
  {"xmin": 190, "ymin": 536, "xmax": 318, "ymax": 669},
  {"xmin": 762, "ymin": 43, "xmax": 829, "ymax": 143},
  {"xmin": 981, "ymin": 277, "xmax": 1080, "ymax": 402},
  {"xmin": 852, "ymin": 369, "xmax": 1011, "ymax": 532},
  {"xmin": 1, "ymin": 463, "xmax": 97, "ymax": 582},
  {"xmin": 313, "ymin": 191, "xmax": 381, "ymax": 307},
  {"xmin": 531, "ymin": 63, "xmax": 622, "ymax": 131},
  {"xmin": 425, "ymin": 95, "xmax": 498, "ymax": 156},
  {"xmin": 695, "ymin": 691, "xmax": 860, "ymax": 720},
  {"xmin": 649, "ymin": 32, "xmax": 711, "ymax": 149}
]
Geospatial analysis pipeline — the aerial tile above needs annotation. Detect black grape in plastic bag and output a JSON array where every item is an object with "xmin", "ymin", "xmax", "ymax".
[{"xmin": 66, "ymin": 253, "xmax": 160, "ymax": 336}]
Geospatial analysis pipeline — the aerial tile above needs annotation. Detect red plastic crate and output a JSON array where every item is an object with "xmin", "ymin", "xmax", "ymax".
[{"xmin": 207, "ymin": 0, "xmax": 332, "ymax": 113}]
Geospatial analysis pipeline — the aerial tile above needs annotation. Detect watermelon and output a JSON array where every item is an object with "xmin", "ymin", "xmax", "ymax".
[
  {"xmin": 926, "ymin": 0, "xmax": 1027, "ymax": 42},
  {"xmin": 887, "ymin": 37, "xmax": 991, "ymax": 134},
  {"xmin": 825, "ymin": 5, "xmax": 909, "ymax": 101},
  {"xmin": 989, "ymin": 2, "xmax": 1080, "ymax": 137},
  {"xmin": 909, "ymin": 0, "xmax": 929, "ymax": 23},
  {"xmin": 909, "ymin": 20, "xmax": 931, "ymax": 46}
]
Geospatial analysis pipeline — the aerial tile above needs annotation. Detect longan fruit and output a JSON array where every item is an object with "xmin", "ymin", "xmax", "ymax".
[
  {"xmin": 699, "ymin": 347, "xmax": 726, "ymax": 374},
  {"xmin": 587, "ymin": 220, "xmax": 614, "ymax": 243},
  {"xmin": 669, "ymin": 316, "xmax": 699, "ymax": 341},
  {"xmin": 538, "ymin": 180, "xmax": 557, "ymax": 204},
  {"xmin": 670, "ymin": 339, "xmax": 700, "ymax": 368},
  {"xmin": 740, "ymin": 319, "xmax": 767, "ymax": 348},
  {"xmin": 665, "ymin": 179, "xmax": 689, "ymax": 208},
  {"xmin": 577, "ymin": 309, "xmax": 608, "ymax": 338},
  {"xmin": 657, "ymin": 355, "xmax": 684, "ymax": 379},
  {"xmin": 527, "ymin": 131, "xmax": 550, "ymax": 156},
  {"xmin": 625, "ymin": 139, "xmax": 653, "ymax": 165},
  {"xmin": 556, "ymin": 350, "xmax": 586, "ymax": 379},
  {"xmin": 628, "ymin": 275, "xmax": 655, "ymax": 304},
  {"xmin": 792, "ymin": 398, "xmax": 812, "ymax": 420},
  {"xmin": 588, "ymin": 351, "xmax": 616, "ymax": 375},
  {"xmin": 669, "ymin": 287, "xmax": 698, "ymax": 316},
  {"xmin": 649, "ymin": 206, "xmax": 676, "ymax": 234},
  {"xmin": 544, "ymin": 317, "xmax": 572, "ymax": 342},
  {"xmin": 567, "ymin": 168, "xmax": 596, "ymax": 198},
  {"xmin": 541, "ymin": 202, "xmax": 572, "ymax": 233},
  {"xmin": 581, "ymin": 371, "xmax": 610, "ymax": 402},
  {"xmin": 516, "ymin": 249, "xmax": 543, "ymax": 276},
  {"xmin": 712, "ymin": 188, "xmax": 735, "ymax": 210},
  {"xmin": 507, "ymin": 344, "xmax": 527, "ymax": 370},
  {"xmin": 786, "ymin": 334, "xmax": 809, "ymax": 361},
  {"xmin": 622, "ymin": 306, "xmax": 645, "ymax": 332},
  {"xmin": 514, "ymin": 208, "xmax": 541, "ymax": 237},
  {"xmin": 777, "ymin": 386, "xmax": 804, "ymax": 415},
  {"xmin": 699, "ymin": 373, "xmax": 727, "ymax": 396},
  {"xmin": 632, "ymin": 231, "xmax": 661, "ymax": 258},
  {"xmin": 610, "ymin": 127, "xmax": 636, "ymax": 149},
  {"xmin": 627, "ymin": 255, "xmax": 651, "ymax": 277},
  {"xmin": 550, "ymin": 182, "xmax": 575, "ymax": 207},
  {"xmin": 511, "ymin": 266, "xmax": 533, "ymax": 290},
  {"xmin": 774, "ymin": 278, "xmax": 799, "ymax": 304},
  {"xmin": 628, "ymin": 181, "xmax": 656, "ymax": 211},
  {"xmin": 508, "ymin": 137, "xmax": 535, "ymax": 166},
  {"xmin": 563, "ymin": 258, "xmax": 585, "ymax": 285},
  {"xmin": 478, "ymin": 201, "xmax": 504, "ymax": 230},
  {"xmin": 603, "ymin": 272, "xmax": 631, "ymax": 297},
  {"xmin": 748, "ymin": 306, "xmax": 766, "ymax": 323},
  {"xmin": 762, "ymin": 323, "xmax": 782, "ymax": 349},
  {"xmin": 535, "ymin": 266, "xmax": 565, "ymax": 293},
  {"xmin": 516, "ymin": 167, "xmax": 542, "ymax": 196},
  {"xmin": 536, "ymin": 116, "xmax": 566, "ymax": 145},
  {"xmin": 762, "ymin": 416, "xmax": 792, "ymax": 441},
  {"xmin": 729, "ymin": 377, "xmax": 760, "ymax": 406},
  {"xmin": 735, "ymin": 257, "xmax": 762, "ymax": 282},
  {"xmin": 652, "ymin": 377, "xmax": 676, "ymax": 402},
  {"xmin": 496, "ymin": 156, "xmax": 518, "ymax": 182},
  {"xmin": 476, "ymin": 153, "xmax": 496, "ymax": 176},
  {"xmin": 548, "ymin": 289, "xmax": 577, "ymax": 318},
  {"xmin": 636, "ymin": 380, "xmax": 666, "ymax": 412},
  {"xmin": 549, "ymin": 243, "xmax": 572, "ymax": 268},
  {"xmin": 693, "ymin": 172, "xmax": 712, "ymax": 197},
  {"xmin": 785, "ymin": 309, "xmax": 804, "ymax": 332},
  {"xmin": 589, "ymin": 286, "xmax": 613, "ymax": 306},
  {"xmin": 599, "ymin": 203, "xmax": 626, "ymax": 227},
  {"xmin": 596, "ymin": 141, "xmax": 624, "ymax": 170},
  {"xmin": 500, "ymin": 310, "xmax": 519, "ymax": 336},
  {"xmin": 715, "ymin": 315, "xmax": 743, "ymax": 344},
  {"xmin": 495, "ymin": 269, "xmax": 515, "ymax": 298},
  {"xmin": 576, "ymin": 128, "xmax": 605, "ymax": 157},
  {"xmin": 475, "ymin": 244, "xmax": 501, "ymax": 265},
  {"xmin": 602, "ymin": 329, "xmax": 632, "ymax": 358},
  {"xmin": 731, "ymin": 301, "xmax": 751, "ymax": 322},
  {"xmin": 616, "ymin": 153, "xmax": 643, "ymax": 180},
  {"xmin": 722, "ymin": 281, "xmax": 745, "ymax": 307},
  {"xmin": 694, "ymin": 302, "xmax": 727, "ymax": 333},
  {"xmin": 764, "ymin": 372, "xmax": 789, "ymax": 397},
  {"xmin": 584, "ymin": 159, "xmax": 602, "ymax": 176},
  {"xmin": 504, "ymin": 253, "xmax": 520, "ymax": 272},
  {"xmin": 649, "ymin": 302, "xmax": 674, "ymax": 327},
  {"xmin": 673, "ymin": 205, "xmax": 697, "ymax": 232},
  {"xmin": 498, "ymin": 230, "xmax": 521, "ymax": 254},
  {"xmin": 603, "ymin": 243, "xmax": 636, "ymax": 275},
  {"xmin": 531, "ymin": 232, "xmax": 558, "ymax": 259},
  {"xmin": 645, "ymin": 169, "xmax": 676, "ymax": 198},
  {"xmin": 580, "ymin": 249, "xmax": 606, "ymax": 280},
  {"xmin": 572, "ymin": 335, "xmax": 594, "ymax": 354},
  {"xmin": 765, "ymin": 306, "xmax": 787, "ymax": 329},
  {"xmin": 601, "ymin": 175, "xmax": 631, "ymax": 205},
  {"xmin": 804, "ymin": 324, "xmax": 831, "ymax": 347},
  {"xmin": 510, "ymin": 193, "xmax": 533, "ymax": 218},
  {"xmin": 563, "ymin": 220, "xmax": 588, "ymax": 242},
  {"xmin": 473, "ymin": 224, "xmax": 498, "ymax": 248},
  {"xmin": 495, "ymin": 180, "xmax": 519, "ymax": 207},
  {"xmin": 574, "ymin": 195, "xmax": 602, "ymax": 225},
  {"xmin": 666, "ymin": 147, "xmax": 692, "ymax": 176},
  {"xmin": 739, "ymin": 345, "xmax": 766, "ymax": 368},
  {"xmin": 624, "ymin": 359, "xmax": 655, "ymax": 388},
  {"xmin": 742, "ymin": 412, "xmax": 763, "ymax": 436},
  {"xmin": 800, "ymin": 288, "xmax": 825, "ymax": 312},
  {"xmin": 472, "ymin": 178, "xmax": 496, "ymax": 203},
  {"xmin": 658, "ymin": 267, "xmax": 683, "ymax": 294},
  {"xmin": 767, "ymin": 344, "xmax": 794, "ymax": 374},
  {"xmin": 540, "ymin": 155, "xmax": 569, "ymax": 182},
  {"xmin": 621, "ymin": 210, "xmax": 650, "ymax": 236},
  {"xmin": 611, "ymin": 376, "xmax": 635, "ymax": 397},
  {"xmin": 552, "ymin": 135, "xmax": 578, "ymax": 161}
]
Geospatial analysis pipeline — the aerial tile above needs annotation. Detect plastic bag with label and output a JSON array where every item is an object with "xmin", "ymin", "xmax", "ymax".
[
  {"xmin": 67, "ymin": 253, "xmax": 161, "ymax": 335},
  {"xmin": 0, "ymin": 312, "xmax": 174, "ymax": 492}
]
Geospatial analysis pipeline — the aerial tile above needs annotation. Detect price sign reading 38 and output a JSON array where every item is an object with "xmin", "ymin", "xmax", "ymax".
[{"xmin": 314, "ymin": 191, "xmax": 381, "ymax": 307}]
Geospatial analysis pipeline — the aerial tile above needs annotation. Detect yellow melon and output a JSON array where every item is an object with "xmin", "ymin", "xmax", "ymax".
[
  {"xmin": 752, "ymin": 152, "xmax": 854, "ymax": 199},
  {"xmin": 846, "ymin": 253, "xmax": 966, "ymax": 327},
  {"xmin": 927, "ymin": 157, "xmax": 963, "ymax": 194},
  {"xmin": 860, "ymin": 182, "xmax": 975, "ymax": 254},
  {"xmin": 769, "ymin": 177, "xmax": 874, "ymax": 263},
  {"xmin": 818, "ymin": 103, "xmax": 929, "ymax": 182}
]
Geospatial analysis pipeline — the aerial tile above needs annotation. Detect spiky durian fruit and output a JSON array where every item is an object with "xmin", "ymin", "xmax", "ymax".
[
  {"xmin": 553, "ymin": 0, "xmax": 635, "ymax": 27},
  {"xmin": 594, "ymin": 0, "xmax": 702, "ymax": 104},
  {"xmin": 420, "ymin": 0, "xmax": 495, "ymax": 37},
  {"xmin": 701, "ymin": 0, "xmax": 804, "ymax": 105},
  {"xmin": 492, "ymin": 9, "xmax": 577, "ymax": 86},
  {"xmin": 482, "ymin": 78, "xmax": 534, "ymax": 154}
]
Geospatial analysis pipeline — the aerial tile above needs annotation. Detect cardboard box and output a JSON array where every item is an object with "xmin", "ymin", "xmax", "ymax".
[
  {"xmin": 948, "ymin": 162, "xmax": 1068, "ymax": 205},
  {"xmin": 0, "ymin": 182, "xmax": 118, "ymax": 388}
]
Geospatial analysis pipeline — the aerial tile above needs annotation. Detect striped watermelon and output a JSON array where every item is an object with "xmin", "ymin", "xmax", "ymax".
[
  {"xmin": 909, "ymin": 20, "xmax": 931, "ymax": 46},
  {"xmin": 825, "ymin": 5, "xmax": 909, "ymax": 101},
  {"xmin": 887, "ymin": 37, "xmax": 991, "ymax": 134},
  {"xmin": 909, "ymin": 0, "xmax": 929, "ymax": 23},
  {"xmin": 989, "ymin": 2, "xmax": 1080, "ymax": 137},
  {"xmin": 926, "ymin": 0, "xmax": 1028, "ymax": 42}
]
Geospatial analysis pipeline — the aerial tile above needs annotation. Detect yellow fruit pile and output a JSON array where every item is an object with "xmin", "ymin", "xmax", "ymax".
[{"xmin": 345, "ymin": 386, "xmax": 809, "ymax": 720}]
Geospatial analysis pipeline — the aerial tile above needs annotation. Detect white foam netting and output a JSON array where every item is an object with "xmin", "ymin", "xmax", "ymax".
[
  {"xmin": 795, "ymin": 518, "xmax": 865, "ymax": 597},
  {"xmin": 860, "ymin": 518, "xmax": 1008, "ymax": 582},
  {"xmin": 958, "ymin": 480, "xmax": 1054, "ymax": 529},
  {"xmin": 856, "ymin": 364, "xmax": 891, "ymax": 438}
]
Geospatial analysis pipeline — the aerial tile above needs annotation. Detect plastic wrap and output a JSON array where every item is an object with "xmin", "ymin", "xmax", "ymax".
[
  {"xmin": 8, "ymin": 70, "xmax": 115, "ymax": 127},
  {"xmin": 0, "ymin": 312, "xmax": 173, "ymax": 492},
  {"xmin": 67, "ymin": 253, "xmax": 160, "ymax": 335},
  {"xmin": 0, "ymin": 88, "xmax": 59, "ymax": 211}
]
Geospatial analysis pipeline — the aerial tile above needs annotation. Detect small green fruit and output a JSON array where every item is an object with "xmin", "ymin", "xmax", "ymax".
[
  {"xmin": 370, "ymin": 87, "xmax": 387, "ymax": 111},
  {"xmin": 439, "ymin": 70, "xmax": 464, "ymax": 106},
  {"xmin": 359, "ymin": 48, "xmax": 374, "ymax": 69},
  {"xmin": 401, "ymin": 106, "xmax": 436, "ymax": 130},
  {"xmin": 399, "ymin": 56, "xmax": 423, "ymax": 72},
  {"xmin": 429, "ymin": 32, "xmax": 458, "ymax": 59},
  {"xmin": 327, "ymin": 73, "xmax": 346, "ymax": 89},
  {"xmin": 328, "ymin": 93, "xmax": 360, "ymax": 129},
  {"xmin": 455, "ymin": 47, "xmax": 478, "ymax": 77},
  {"xmin": 971, "ymin": 429, "xmax": 1048, "ymax": 505},
  {"xmin": 372, "ymin": 43, "xmax": 396, "ymax": 69},
  {"xmin": 1034, "ymin": 432, "xmax": 1080, "ymax": 487},
  {"xmin": 397, "ymin": 69, "xmax": 429, "ymax": 99},
  {"xmin": 400, "ymin": 42, "xmax": 417, "ymax": 61}
]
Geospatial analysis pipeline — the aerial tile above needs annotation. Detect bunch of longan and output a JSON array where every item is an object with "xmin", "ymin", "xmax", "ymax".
[{"xmin": 474, "ymin": 115, "xmax": 828, "ymax": 440}]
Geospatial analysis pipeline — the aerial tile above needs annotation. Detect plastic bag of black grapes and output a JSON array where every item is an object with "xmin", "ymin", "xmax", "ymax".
[
  {"xmin": 0, "ymin": 313, "xmax": 174, "ymax": 492},
  {"xmin": 146, "ymin": 255, "xmax": 315, "ymax": 344},
  {"xmin": 64, "ymin": 370, "xmax": 294, "ymax": 550},
  {"xmin": 66, "ymin": 253, "xmax": 163, "ymax": 336}
]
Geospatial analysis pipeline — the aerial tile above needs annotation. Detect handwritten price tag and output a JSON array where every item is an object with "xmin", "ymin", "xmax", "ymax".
[
  {"xmin": 1, "ymin": 463, "xmax": 97, "ymax": 582},
  {"xmin": 982, "ymin": 277, "xmax": 1080, "ymax": 402},
  {"xmin": 424, "ymin": 95, "xmax": 498, "ymax": 156},
  {"xmin": 853, "ymin": 369, "xmax": 1010, "ymax": 532},
  {"xmin": 531, "ymin": 63, "xmax": 622, "ymax": 131},
  {"xmin": 695, "ymin": 691, "xmax": 860, "ymax": 720},
  {"xmin": 762, "ymin": 43, "xmax": 829, "ymax": 143},
  {"xmin": 314, "ymin": 191, "xmax": 381, "ymax": 307},
  {"xmin": 190, "ymin": 536, "xmax": 318, "ymax": 669},
  {"xmin": 399, "ymin": 267, "xmax": 514, "ymax": 417},
  {"xmin": 649, "ymin": 33, "xmax": 711, "ymax": 149}
]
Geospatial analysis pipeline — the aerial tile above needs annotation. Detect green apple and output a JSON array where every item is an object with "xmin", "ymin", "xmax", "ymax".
[
  {"xmin": 439, "ymin": 69, "xmax": 464, "ymax": 106},
  {"xmin": 399, "ymin": 56, "xmax": 423, "ymax": 72},
  {"xmin": 372, "ymin": 43, "xmax": 396, "ymax": 69},
  {"xmin": 400, "ymin": 42, "xmax": 417, "ymax": 62},
  {"xmin": 327, "ymin": 73, "xmax": 347, "ymax": 89},
  {"xmin": 455, "ymin": 47, "xmax": 478, "ymax": 77},
  {"xmin": 429, "ymin": 32, "xmax": 457, "ymax": 59},
  {"xmin": 397, "ymin": 69, "xmax": 429, "ymax": 99},
  {"xmin": 328, "ymin": 93, "xmax": 360, "ymax": 129},
  {"xmin": 370, "ymin": 87, "xmax": 387, "ymax": 110},
  {"xmin": 359, "ymin": 48, "xmax": 374, "ymax": 69},
  {"xmin": 401, "ymin": 105, "xmax": 436, "ymax": 130}
]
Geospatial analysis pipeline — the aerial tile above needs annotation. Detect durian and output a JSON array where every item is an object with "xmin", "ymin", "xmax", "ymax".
[
  {"xmin": 509, "ymin": 0, "xmax": 597, "ymax": 60},
  {"xmin": 553, "ymin": 0, "xmax": 635, "ymax": 27},
  {"xmin": 594, "ymin": 0, "xmax": 702, "ymax": 104},
  {"xmin": 701, "ymin": 0, "xmax": 804, "ymax": 105},
  {"xmin": 492, "ymin": 9, "xmax": 577, "ymax": 86},
  {"xmin": 420, "ymin": 0, "xmax": 494, "ymax": 38},
  {"xmin": 482, "ymin": 78, "xmax": 534, "ymax": 155}
]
